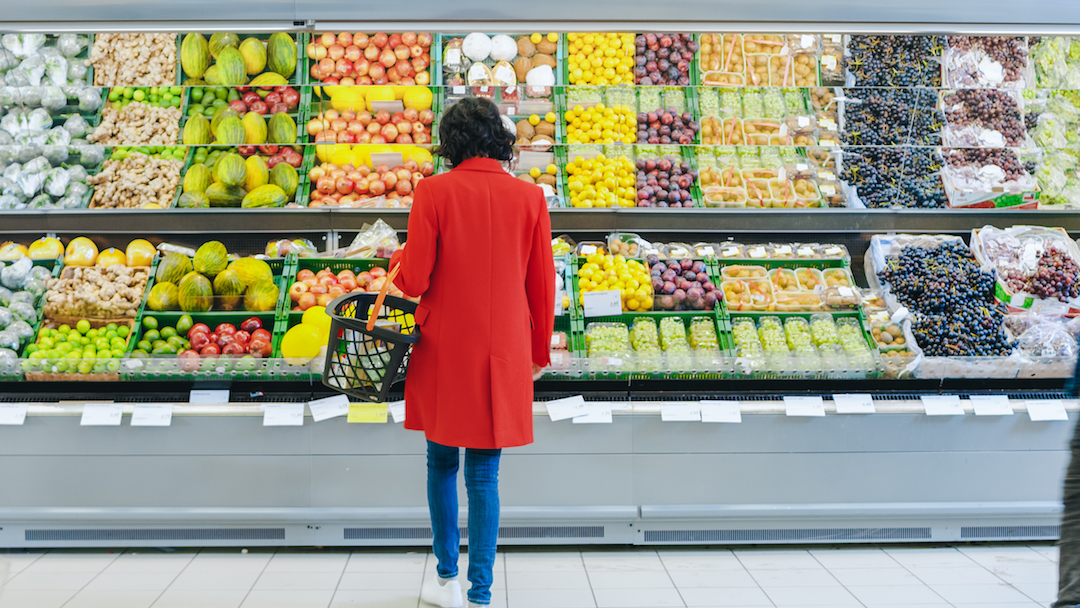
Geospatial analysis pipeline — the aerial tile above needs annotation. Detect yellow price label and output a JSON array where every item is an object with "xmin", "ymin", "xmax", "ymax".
[{"xmin": 348, "ymin": 403, "xmax": 388, "ymax": 423}]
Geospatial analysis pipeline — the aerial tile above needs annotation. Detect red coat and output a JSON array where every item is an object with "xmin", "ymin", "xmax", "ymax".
[{"xmin": 389, "ymin": 158, "xmax": 555, "ymax": 449}]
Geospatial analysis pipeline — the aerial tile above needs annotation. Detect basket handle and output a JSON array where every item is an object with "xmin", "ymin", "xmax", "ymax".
[{"xmin": 367, "ymin": 265, "xmax": 401, "ymax": 331}]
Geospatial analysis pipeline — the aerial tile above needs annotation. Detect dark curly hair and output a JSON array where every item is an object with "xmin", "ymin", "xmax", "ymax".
[{"xmin": 434, "ymin": 97, "xmax": 514, "ymax": 168}]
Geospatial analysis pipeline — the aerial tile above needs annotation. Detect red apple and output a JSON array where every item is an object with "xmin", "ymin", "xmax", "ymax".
[
  {"xmin": 190, "ymin": 332, "xmax": 211, "ymax": 350},
  {"xmin": 390, "ymin": 112, "xmax": 405, "ymax": 125},
  {"xmin": 248, "ymin": 338, "xmax": 273, "ymax": 358},
  {"xmin": 320, "ymin": 32, "xmax": 336, "ymax": 47},
  {"xmin": 317, "ymin": 175, "xmax": 336, "ymax": 194},
  {"xmin": 394, "ymin": 45, "xmax": 410, "ymax": 61},
  {"xmin": 418, "ymin": 109, "xmax": 435, "ymax": 125},
  {"xmin": 396, "ymin": 179, "xmax": 413, "ymax": 195},
  {"xmin": 417, "ymin": 32, "xmax": 433, "ymax": 47},
  {"xmin": 402, "ymin": 107, "xmax": 419, "ymax": 122},
  {"xmin": 364, "ymin": 45, "xmax": 379, "ymax": 61},
  {"xmin": 414, "ymin": 131, "xmax": 431, "ymax": 144},
  {"xmin": 419, "ymin": 160, "xmax": 434, "ymax": 176},
  {"xmin": 396, "ymin": 168, "xmax": 412, "ymax": 182},
  {"xmin": 328, "ymin": 44, "xmax": 345, "ymax": 60},
  {"xmin": 382, "ymin": 171, "xmax": 398, "ymax": 188},
  {"xmin": 337, "ymin": 32, "xmax": 353, "ymax": 46},
  {"xmin": 410, "ymin": 120, "xmax": 426, "ymax": 135},
  {"xmin": 395, "ymin": 60, "xmax": 414, "ymax": 78},
  {"xmin": 396, "ymin": 120, "xmax": 412, "ymax": 134},
  {"xmin": 222, "ymin": 342, "xmax": 246, "ymax": 356},
  {"xmin": 251, "ymin": 328, "xmax": 272, "ymax": 343},
  {"xmin": 335, "ymin": 58, "xmax": 352, "ymax": 76},
  {"xmin": 372, "ymin": 32, "xmax": 389, "ymax": 48},
  {"xmin": 340, "ymin": 277, "xmax": 358, "ymax": 292},
  {"xmin": 411, "ymin": 57, "xmax": 427, "ymax": 73},
  {"xmin": 347, "ymin": 120, "xmax": 364, "ymax": 135},
  {"xmin": 200, "ymin": 343, "xmax": 221, "ymax": 356},
  {"xmin": 357, "ymin": 110, "xmax": 373, "ymax": 125},
  {"xmin": 356, "ymin": 75, "xmax": 373, "ymax": 86},
  {"xmin": 366, "ymin": 122, "xmax": 381, "ymax": 135},
  {"xmin": 415, "ymin": 71, "xmax": 430, "ymax": 86},
  {"xmin": 335, "ymin": 176, "xmax": 354, "ymax": 195},
  {"xmin": 354, "ymin": 33, "xmax": 370, "ymax": 48},
  {"xmin": 354, "ymin": 58, "xmax": 370, "ymax": 76},
  {"xmin": 368, "ymin": 63, "xmax": 385, "ymax": 80},
  {"xmin": 379, "ymin": 49, "xmax": 397, "ymax": 68},
  {"xmin": 410, "ymin": 44, "xmax": 424, "ymax": 58},
  {"xmin": 374, "ymin": 110, "xmax": 391, "ymax": 124},
  {"xmin": 369, "ymin": 180, "xmax": 386, "ymax": 196}
]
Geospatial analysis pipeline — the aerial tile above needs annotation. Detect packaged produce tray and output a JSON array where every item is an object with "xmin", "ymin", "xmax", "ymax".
[
  {"xmin": 121, "ymin": 311, "xmax": 278, "ymax": 381},
  {"xmin": 580, "ymin": 311, "xmax": 730, "ymax": 379},
  {"xmin": 726, "ymin": 310, "xmax": 880, "ymax": 379},
  {"xmin": 698, "ymin": 33, "xmax": 824, "ymax": 87},
  {"xmin": 22, "ymin": 317, "xmax": 135, "ymax": 382}
]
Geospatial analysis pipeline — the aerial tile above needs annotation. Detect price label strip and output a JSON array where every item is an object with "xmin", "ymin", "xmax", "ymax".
[
  {"xmin": 921, "ymin": 395, "xmax": 965, "ymax": 416},
  {"xmin": 660, "ymin": 403, "xmax": 701, "ymax": 422},
  {"xmin": 1027, "ymin": 399, "xmax": 1069, "ymax": 422},
  {"xmin": 700, "ymin": 401, "xmax": 741, "ymax": 423},
  {"xmin": 81, "ymin": 403, "xmax": 123, "ymax": 426},
  {"xmin": 546, "ymin": 396, "xmax": 588, "ymax": 422},
  {"xmin": 130, "ymin": 404, "xmax": 173, "ymax": 427},
  {"xmin": 833, "ymin": 394, "xmax": 875, "ymax": 414},
  {"xmin": 263, "ymin": 403, "xmax": 305, "ymax": 426},
  {"xmin": 0, "ymin": 403, "xmax": 29, "ymax": 426},
  {"xmin": 388, "ymin": 400, "xmax": 406, "ymax": 423},
  {"xmin": 572, "ymin": 405, "xmax": 613, "ymax": 424},
  {"xmin": 308, "ymin": 395, "xmax": 350, "ymax": 422},
  {"xmin": 969, "ymin": 395, "xmax": 1013, "ymax": 416},
  {"xmin": 347, "ymin": 403, "xmax": 388, "ymax": 423},
  {"xmin": 784, "ymin": 396, "xmax": 826, "ymax": 417}
]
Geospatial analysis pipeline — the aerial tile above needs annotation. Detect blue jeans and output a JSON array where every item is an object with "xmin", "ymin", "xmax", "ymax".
[{"xmin": 427, "ymin": 440, "xmax": 501, "ymax": 605}]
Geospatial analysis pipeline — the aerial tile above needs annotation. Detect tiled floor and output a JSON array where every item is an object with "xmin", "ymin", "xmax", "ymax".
[{"xmin": 0, "ymin": 544, "xmax": 1060, "ymax": 608}]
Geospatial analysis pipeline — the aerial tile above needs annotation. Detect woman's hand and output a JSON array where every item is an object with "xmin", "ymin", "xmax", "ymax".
[{"xmin": 532, "ymin": 364, "xmax": 546, "ymax": 381}]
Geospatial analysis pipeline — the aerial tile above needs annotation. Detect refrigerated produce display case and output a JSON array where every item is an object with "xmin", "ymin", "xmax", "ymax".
[{"xmin": 2, "ymin": 5, "xmax": 1080, "ymax": 548}]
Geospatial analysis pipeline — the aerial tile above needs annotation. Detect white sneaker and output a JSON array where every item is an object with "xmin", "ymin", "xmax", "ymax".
[{"xmin": 420, "ymin": 575, "xmax": 463, "ymax": 608}]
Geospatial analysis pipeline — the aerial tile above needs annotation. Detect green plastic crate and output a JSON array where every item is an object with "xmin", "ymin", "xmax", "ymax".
[
  {"xmin": 175, "ymin": 32, "xmax": 305, "ymax": 86},
  {"xmin": 277, "ymin": 257, "xmax": 390, "ymax": 324},
  {"xmin": 138, "ymin": 254, "xmax": 292, "ymax": 319},
  {"xmin": 579, "ymin": 311, "xmax": 729, "ymax": 379},
  {"xmin": 0, "ymin": 257, "xmax": 64, "ymax": 382}
]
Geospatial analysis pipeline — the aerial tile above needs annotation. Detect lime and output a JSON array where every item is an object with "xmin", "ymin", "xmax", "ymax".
[
  {"xmin": 143, "ymin": 317, "xmax": 158, "ymax": 330},
  {"xmin": 58, "ymin": 324, "xmax": 71, "ymax": 333},
  {"xmin": 106, "ymin": 323, "xmax": 118, "ymax": 333},
  {"xmin": 105, "ymin": 330, "xmax": 118, "ymax": 340},
  {"xmin": 117, "ymin": 326, "xmax": 130, "ymax": 338},
  {"xmin": 95, "ymin": 338, "xmax": 111, "ymax": 351},
  {"xmin": 76, "ymin": 319, "xmax": 90, "ymax": 334},
  {"xmin": 77, "ymin": 362, "xmax": 93, "ymax": 374},
  {"xmin": 38, "ymin": 337, "xmax": 54, "ymax": 349},
  {"xmin": 87, "ymin": 328, "xmax": 99, "ymax": 339}
]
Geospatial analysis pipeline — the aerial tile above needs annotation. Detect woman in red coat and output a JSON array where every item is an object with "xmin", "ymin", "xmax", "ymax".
[{"xmin": 389, "ymin": 97, "xmax": 555, "ymax": 608}]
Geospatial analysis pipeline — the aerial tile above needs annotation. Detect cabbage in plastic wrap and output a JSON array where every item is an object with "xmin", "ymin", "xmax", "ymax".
[
  {"xmin": 15, "ymin": 144, "xmax": 42, "ymax": 163},
  {"xmin": 40, "ymin": 86, "xmax": 65, "ymax": 111},
  {"xmin": 0, "ymin": 256, "xmax": 30, "ymax": 290},
  {"xmin": 62, "ymin": 114, "xmax": 88, "ymax": 138},
  {"xmin": 0, "ymin": 331, "xmax": 17, "ymax": 351},
  {"xmin": 44, "ymin": 166, "xmax": 69, "ymax": 197},
  {"xmin": 8, "ymin": 320, "xmax": 32, "ymax": 343},
  {"xmin": 57, "ymin": 34, "xmax": 87, "ymax": 58},
  {"xmin": 43, "ymin": 144, "xmax": 68, "ymax": 165},
  {"xmin": 40, "ymin": 48, "xmax": 68, "ymax": 86},
  {"xmin": 77, "ymin": 87, "xmax": 101, "ymax": 113},
  {"xmin": 16, "ymin": 171, "xmax": 46, "ymax": 198},
  {"xmin": 17, "ymin": 56, "xmax": 46, "ymax": 86},
  {"xmin": 10, "ymin": 301, "xmax": 35, "ymax": 323},
  {"xmin": 65, "ymin": 180, "xmax": 87, "ymax": 198},
  {"xmin": 77, "ymin": 143, "xmax": 104, "ymax": 167},
  {"xmin": 46, "ymin": 126, "xmax": 70, "ymax": 146},
  {"xmin": 1, "ymin": 34, "xmax": 46, "ymax": 59},
  {"xmin": 0, "ymin": 48, "xmax": 17, "ymax": 71},
  {"xmin": 0, "ymin": 177, "xmax": 17, "ymax": 198},
  {"xmin": 0, "ymin": 287, "xmax": 9, "ymax": 305},
  {"xmin": 27, "ymin": 192, "xmax": 52, "ymax": 208},
  {"xmin": 65, "ymin": 164, "xmax": 87, "ymax": 183},
  {"xmin": 17, "ymin": 85, "xmax": 40, "ymax": 107},
  {"xmin": 3, "ymin": 68, "xmax": 29, "ymax": 87},
  {"xmin": 0, "ymin": 306, "xmax": 10, "ymax": 328},
  {"xmin": 56, "ymin": 194, "xmax": 82, "ymax": 208},
  {"xmin": 66, "ymin": 61, "xmax": 87, "ymax": 83}
]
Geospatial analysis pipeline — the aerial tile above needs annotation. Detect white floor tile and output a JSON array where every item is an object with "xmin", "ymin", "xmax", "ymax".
[
  {"xmin": 905, "ymin": 565, "xmax": 1005, "ymax": 585},
  {"xmin": 592, "ymin": 587, "xmax": 685, "ymax": 608},
  {"xmin": 62, "ymin": 589, "xmax": 161, "ymax": 608},
  {"xmin": 827, "ymin": 567, "xmax": 923, "ymax": 586},
  {"xmin": 344, "ymin": 553, "xmax": 426, "ymax": 572},
  {"xmin": 0, "ymin": 552, "xmax": 47, "ymax": 574},
  {"xmin": 749, "ymin": 568, "xmax": 838, "ymax": 587},
  {"xmin": 328, "ymin": 588, "xmax": 419, "ymax": 608},
  {"xmin": 678, "ymin": 586, "xmax": 773, "ymax": 607},
  {"xmin": 735, "ymin": 550, "xmax": 819, "ymax": 571},
  {"xmin": 667, "ymin": 569, "xmax": 759, "ymax": 588},
  {"xmin": 0, "ymin": 589, "xmax": 77, "ymax": 608},
  {"xmin": 583, "ymin": 551, "xmax": 665, "ymax": 572},
  {"xmin": 659, "ymin": 551, "xmax": 744, "ymax": 571},
  {"xmin": 808, "ymin": 548, "xmax": 899, "ymax": 570},
  {"xmin": 588, "ymin": 570, "xmax": 675, "ymax": 589},
  {"xmin": 336, "ymin": 570, "xmax": 424, "ymax": 590},
  {"xmin": 505, "ymin": 568, "xmax": 591, "ymax": 589},
  {"xmin": 505, "ymin": 552, "xmax": 584, "ymax": 572},
  {"xmin": 264, "ymin": 553, "xmax": 349, "ymax": 573},
  {"xmin": 24, "ymin": 553, "xmax": 118, "ymax": 573},
  {"xmin": 106, "ymin": 552, "xmax": 194, "ymax": 574},
  {"xmin": 983, "ymin": 563, "xmax": 1058, "ymax": 584},
  {"xmin": 3, "ymin": 570, "xmax": 97, "ymax": 590},
  {"xmin": 844, "ymin": 584, "xmax": 946, "ymax": 606},
  {"xmin": 149, "ymin": 588, "xmax": 248, "ymax": 608},
  {"xmin": 82, "ymin": 571, "xmax": 177, "ymax": 591},
  {"xmin": 1029, "ymin": 545, "xmax": 1059, "ymax": 562},
  {"xmin": 1011, "ymin": 580, "xmax": 1058, "ymax": 603},
  {"xmin": 958, "ymin": 546, "xmax": 1055, "ymax": 567},
  {"xmin": 952, "ymin": 604, "xmax": 1043, "ymax": 608},
  {"xmin": 507, "ymin": 587, "xmax": 597, "ymax": 608},
  {"xmin": 928, "ymin": 583, "xmax": 1034, "ymax": 604},
  {"xmin": 240, "ymin": 589, "xmax": 335, "ymax": 608},
  {"xmin": 762, "ymin": 585, "xmax": 861, "ymax": 606},
  {"xmin": 253, "ymin": 571, "xmax": 344, "ymax": 590},
  {"xmin": 167, "ymin": 570, "xmax": 261, "ymax": 590},
  {"xmin": 884, "ymin": 547, "xmax": 978, "ymax": 569}
]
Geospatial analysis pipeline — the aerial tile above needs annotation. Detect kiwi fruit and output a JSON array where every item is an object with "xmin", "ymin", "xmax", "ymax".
[
  {"xmin": 516, "ymin": 37, "xmax": 536, "ymax": 58},
  {"xmin": 532, "ymin": 53, "xmax": 556, "ymax": 69},
  {"xmin": 535, "ymin": 39, "xmax": 557, "ymax": 55}
]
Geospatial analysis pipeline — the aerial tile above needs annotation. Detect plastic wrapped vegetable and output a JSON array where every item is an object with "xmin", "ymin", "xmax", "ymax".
[
  {"xmin": 18, "ymin": 85, "xmax": 40, "ymax": 107},
  {"xmin": 77, "ymin": 143, "xmax": 104, "ymax": 167},
  {"xmin": 40, "ymin": 86, "xmax": 65, "ymax": 111},
  {"xmin": 27, "ymin": 192, "xmax": 52, "ymax": 208},
  {"xmin": 0, "ymin": 86, "xmax": 19, "ymax": 106},
  {"xmin": 27, "ymin": 108, "xmax": 51, "ymax": 132},
  {"xmin": 44, "ymin": 166, "xmax": 69, "ymax": 197},
  {"xmin": 0, "ymin": 194, "xmax": 19, "ymax": 209},
  {"xmin": 56, "ymin": 194, "xmax": 82, "ymax": 208},
  {"xmin": 64, "ymin": 181, "xmax": 87, "ymax": 199},
  {"xmin": 40, "ymin": 48, "xmax": 68, "ymax": 86},
  {"xmin": 77, "ymin": 87, "xmax": 101, "ymax": 112},
  {"xmin": 62, "ymin": 114, "xmax": 88, "ymax": 138},
  {"xmin": 57, "ymin": 34, "xmax": 87, "ymax": 57},
  {"xmin": 0, "ymin": 287, "xmax": 9, "ymax": 306},
  {"xmin": 0, "ymin": 256, "xmax": 30, "ymax": 290},
  {"xmin": 43, "ymin": 145, "xmax": 68, "ymax": 166},
  {"xmin": 67, "ymin": 61, "xmax": 87, "ymax": 82},
  {"xmin": 14, "ymin": 144, "xmax": 42, "ymax": 163},
  {"xmin": 46, "ymin": 126, "xmax": 70, "ymax": 146},
  {"xmin": 0, "ymin": 48, "xmax": 16, "ymax": 71},
  {"xmin": 65, "ymin": 164, "xmax": 88, "ymax": 183},
  {"xmin": 1, "ymin": 34, "xmax": 45, "ymax": 59},
  {"xmin": 8, "ymin": 301, "xmax": 34, "ymax": 323},
  {"xmin": 16, "ymin": 171, "xmax": 46, "ymax": 198},
  {"xmin": 1018, "ymin": 321, "xmax": 1077, "ymax": 358},
  {"xmin": 0, "ymin": 306, "xmax": 10, "ymax": 328},
  {"xmin": 18, "ymin": 56, "xmax": 45, "ymax": 86},
  {"xmin": 3, "ymin": 68, "xmax": 29, "ymax": 87}
]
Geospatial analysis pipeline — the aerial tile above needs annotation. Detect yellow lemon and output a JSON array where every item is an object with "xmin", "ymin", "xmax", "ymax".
[
  {"xmin": 547, "ymin": 33, "xmax": 558, "ymax": 42},
  {"xmin": 546, "ymin": 164, "xmax": 557, "ymax": 175},
  {"xmin": 529, "ymin": 167, "xmax": 541, "ymax": 179},
  {"xmin": 528, "ymin": 114, "xmax": 541, "ymax": 126}
]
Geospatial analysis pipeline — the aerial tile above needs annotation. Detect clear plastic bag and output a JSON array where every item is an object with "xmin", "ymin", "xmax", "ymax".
[
  {"xmin": 1017, "ymin": 321, "xmax": 1077, "ymax": 358},
  {"xmin": 334, "ymin": 219, "xmax": 400, "ymax": 259},
  {"xmin": 265, "ymin": 238, "xmax": 318, "ymax": 258}
]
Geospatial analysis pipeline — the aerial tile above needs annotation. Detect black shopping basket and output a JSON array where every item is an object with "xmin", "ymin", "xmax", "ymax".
[{"xmin": 322, "ymin": 267, "xmax": 420, "ymax": 402}]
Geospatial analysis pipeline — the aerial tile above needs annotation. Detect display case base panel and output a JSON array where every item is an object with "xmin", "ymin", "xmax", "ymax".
[{"xmin": 0, "ymin": 413, "xmax": 1070, "ymax": 548}]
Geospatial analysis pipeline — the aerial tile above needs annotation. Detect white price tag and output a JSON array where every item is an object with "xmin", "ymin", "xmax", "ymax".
[
  {"xmin": 696, "ymin": 246, "xmax": 716, "ymax": 257},
  {"xmin": 572, "ymin": 405, "xmax": 612, "ymax": 424},
  {"xmin": 773, "ymin": 245, "xmax": 793, "ymax": 256},
  {"xmin": 1027, "ymin": 400, "xmax": 1069, "ymax": 422},
  {"xmin": 308, "ymin": 395, "xmax": 350, "ymax": 422},
  {"xmin": 833, "ymin": 394, "xmax": 875, "ymax": 414},
  {"xmin": 579, "ymin": 245, "xmax": 597, "ymax": 255},
  {"xmin": 583, "ymin": 290, "xmax": 622, "ymax": 317},
  {"xmin": 0, "ymin": 403, "xmax": 28, "ymax": 425},
  {"xmin": 661, "ymin": 403, "xmax": 701, "ymax": 422},
  {"xmin": 130, "ymin": 404, "xmax": 173, "ymax": 427},
  {"xmin": 81, "ymin": 403, "xmax": 123, "ymax": 426},
  {"xmin": 189, "ymin": 389, "xmax": 229, "ymax": 404},
  {"xmin": 546, "ymin": 395, "xmax": 588, "ymax": 421},
  {"xmin": 801, "ymin": 35, "xmax": 815, "ymax": 49},
  {"xmin": 837, "ymin": 286, "xmax": 855, "ymax": 298},
  {"xmin": 797, "ymin": 247, "xmax": 815, "ymax": 257},
  {"xmin": 700, "ymin": 401, "xmax": 741, "ymax": 423},
  {"xmin": 263, "ymin": 403, "xmax": 305, "ymax": 427},
  {"xmin": 722, "ymin": 247, "xmax": 741, "ymax": 258},
  {"xmin": 784, "ymin": 396, "xmax": 826, "ymax": 417},
  {"xmin": 749, "ymin": 246, "xmax": 767, "ymax": 259},
  {"xmin": 388, "ymin": 400, "xmax": 406, "ymax": 423},
  {"xmin": 969, "ymin": 395, "xmax": 1013, "ymax": 416},
  {"xmin": 921, "ymin": 395, "xmax": 964, "ymax": 416}
]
